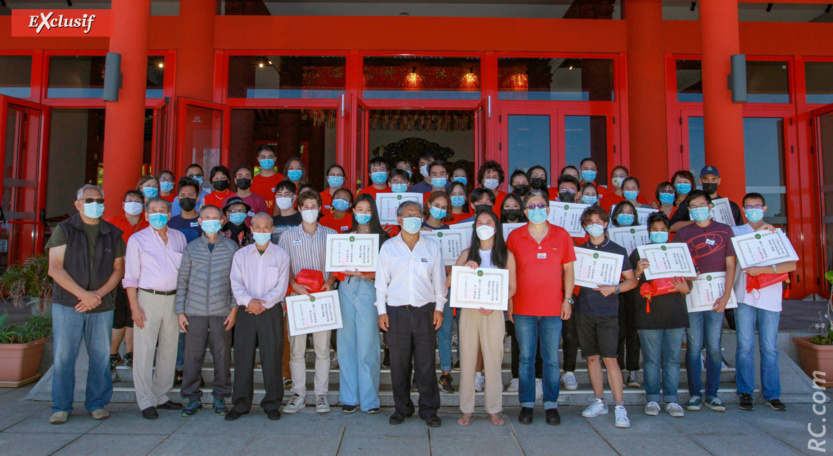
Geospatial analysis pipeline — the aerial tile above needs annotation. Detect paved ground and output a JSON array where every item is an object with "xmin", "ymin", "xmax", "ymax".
[{"xmin": 1, "ymin": 383, "xmax": 825, "ymax": 456}]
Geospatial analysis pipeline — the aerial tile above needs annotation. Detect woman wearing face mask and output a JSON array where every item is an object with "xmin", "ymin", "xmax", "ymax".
[
  {"xmin": 621, "ymin": 177, "xmax": 652, "ymax": 209},
  {"xmin": 137, "ymin": 175, "xmax": 160, "ymax": 200},
  {"xmin": 526, "ymin": 165, "xmax": 551, "ymax": 200},
  {"xmin": 225, "ymin": 165, "xmax": 268, "ymax": 226},
  {"xmin": 422, "ymin": 191, "xmax": 453, "ymax": 231},
  {"xmin": 320, "ymin": 164, "xmax": 346, "ymax": 212},
  {"xmin": 448, "ymin": 181, "xmax": 470, "ymax": 225},
  {"xmin": 284, "ymin": 156, "xmax": 307, "ymax": 187},
  {"xmin": 452, "ymin": 167, "xmax": 469, "ymax": 188},
  {"xmin": 204, "ymin": 165, "xmax": 233, "ymax": 209},
  {"xmin": 580, "ymin": 183, "xmax": 600, "ymax": 207},
  {"xmin": 318, "ymin": 188, "xmax": 353, "ymax": 234},
  {"xmin": 671, "ymin": 170, "xmax": 696, "ymax": 208},
  {"xmin": 509, "ymin": 170, "xmax": 531, "ymax": 198},
  {"xmin": 500, "ymin": 193, "xmax": 527, "ymax": 224},
  {"xmin": 452, "ymin": 209, "xmax": 516, "ymax": 427},
  {"xmin": 609, "ymin": 200, "xmax": 642, "ymax": 388},
  {"xmin": 478, "ymin": 160, "xmax": 506, "ymax": 210},
  {"xmin": 221, "ymin": 197, "xmax": 252, "ymax": 247},
  {"xmin": 656, "ymin": 181, "xmax": 677, "ymax": 218},
  {"xmin": 158, "ymin": 170, "xmax": 176, "ymax": 203}
]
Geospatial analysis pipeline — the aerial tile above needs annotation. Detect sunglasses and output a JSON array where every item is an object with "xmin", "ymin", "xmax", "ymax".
[
  {"xmin": 79, "ymin": 198, "xmax": 105, "ymax": 204},
  {"xmin": 526, "ymin": 203, "xmax": 548, "ymax": 210}
]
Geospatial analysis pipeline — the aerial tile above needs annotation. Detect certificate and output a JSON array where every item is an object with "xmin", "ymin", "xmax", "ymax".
[
  {"xmin": 376, "ymin": 192, "xmax": 423, "ymax": 225},
  {"xmin": 450, "ymin": 220, "xmax": 474, "ymax": 230},
  {"xmin": 502, "ymin": 223, "xmax": 526, "ymax": 241},
  {"xmin": 711, "ymin": 198, "xmax": 736, "ymax": 226},
  {"xmin": 686, "ymin": 272, "xmax": 738, "ymax": 313},
  {"xmin": 324, "ymin": 233, "xmax": 379, "ymax": 272},
  {"xmin": 609, "ymin": 226, "xmax": 650, "ymax": 256},
  {"xmin": 636, "ymin": 243, "xmax": 698, "ymax": 280},
  {"xmin": 422, "ymin": 229, "xmax": 472, "ymax": 266},
  {"xmin": 449, "ymin": 266, "xmax": 509, "ymax": 311},
  {"xmin": 731, "ymin": 228, "xmax": 799, "ymax": 269},
  {"xmin": 286, "ymin": 291, "xmax": 343, "ymax": 336},
  {"xmin": 636, "ymin": 208, "xmax": 659, "ymax": 226},
  {"xmin": 548, "ymin": 201, "xmax": 589, "ymax": 237},
  {"xmin": 574, "ymin": 247, "xmax": 624, "ymax": 288}
]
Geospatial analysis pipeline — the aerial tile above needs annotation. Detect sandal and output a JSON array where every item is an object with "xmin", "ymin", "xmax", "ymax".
[
  {"xmin": 489, "ymin": 413, "xmax": 505, "ymax": 426},
  {"xmin": 457, "ymin": 413, "xmax": 473, "ymax": 426}
]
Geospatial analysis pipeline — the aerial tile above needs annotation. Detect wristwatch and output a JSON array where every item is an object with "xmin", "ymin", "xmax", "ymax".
[
  {"xmin": 565, "ymin": 298, "xmax": 574, "ymax": 305},
  {"xmin": 614, "ymin": 285, "xmax": 621, "ymax": 295},
  {"xmin": 771, "ymin": 264, "xmax": 778, "ymax": 274}
]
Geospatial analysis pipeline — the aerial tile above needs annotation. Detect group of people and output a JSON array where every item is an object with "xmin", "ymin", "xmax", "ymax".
[{"xmin": 45, "ymin": 145, "xmax": 794, "ymax": 431}]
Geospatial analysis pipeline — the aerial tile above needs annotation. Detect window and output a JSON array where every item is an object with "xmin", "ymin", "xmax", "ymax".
[
  {"xmin": 806, "ymin": 61, "xmax": 833, "ymax": 105},
  {"xmin": 506, "ymin": 115, "xmax": 551, "ymax": 179},
  {"xmin": 47, "ymin": 55, "xmax": 167, "ymax": 99},
  {"xmin": 0, "ymin": 56, "xmax": 32, "ymax": 98},
  {"xmin": 498, "ymin": 58, "xmax": 614, "ymax": 101},
  {"xmin": 363, "ymin": 56, "xmax": 480, "ymax": 100},
  {"xmin": 738, "ymin": 3, "xmax": 833, "ymax": 22},
  {"xmin": 227, "ymin": 55, "xmax": 346, "ymax": 99},
  {"xmin": 676, "ymin": 60, "xmax": 702, "ymax": 103},
  {"xmin": 747, "ymin": 61, "xmax": 790, "ymax": 104},
  {"xmin": 743, "ymin": 118, "xmax": 787, "ymax": 226}
]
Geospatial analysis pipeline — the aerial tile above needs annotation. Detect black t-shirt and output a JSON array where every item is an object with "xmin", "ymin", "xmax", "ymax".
[
  {"xmin": 629, "ymin": 249, "xmax": 690, "ymax": 330},
  {"xmin": 670, "ymin": 196, "xmax": 744, "ymax": 226},
  {"xmin": 271, "ymin": 212, "xmax": 303, "ymax": 244},
  {"xmin": 575, "ymin": 238, "xmax": 632, "ymax": 317}
]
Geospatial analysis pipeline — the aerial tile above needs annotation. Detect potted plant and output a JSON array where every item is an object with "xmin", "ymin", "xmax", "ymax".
[
  {"xmin": 0, "ymin": 312, "xmax": 51, "ymax": 387},
  {"xmin": 794, "ymin": 271, "xmax": 833, "ymax": 387},
  {"xmin": 0, "ymin": 254, "xmax": 53, "ymax": 316}
]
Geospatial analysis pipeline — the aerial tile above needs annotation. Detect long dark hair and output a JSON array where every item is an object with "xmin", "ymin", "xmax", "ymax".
[
  {"xmin": 349, "ymin": 193, "xmax": 390, "ymax": 245},
  {"xmin": 466, "ymin": 209, "xmax": 508, "ymax": 269},
  {"xmin": 611, "ymin": 200, "xmax": 638, "ymax": 227},
  {"xmin": 500, "ymin": 193, "xmax": 527, "ymax": 223}
]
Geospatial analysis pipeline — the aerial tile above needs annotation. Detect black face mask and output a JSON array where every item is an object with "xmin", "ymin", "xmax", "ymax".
[
  {"xmin": 559, "ymin": 191, "xmax": 576, "ymax": 203},
  {"xmin": 236, "ymin": 178, "xmax": 252, "ymax": 190},
  {"xmin": 530, "ymin": 178, "xmax": 547, "ymax": 190},
  {"xmin": 474, "ymin": 204, "xmax": 493, "ymax": 213},
  {"xmin": 503, "ymin": 208, "xmax": 522, "ymax": 221},
  {"xmin": 179, "ymin": 197, "xmax": 196, "ymax": 212},
  {"xmin": 512, "ymin": 184, "xmax": 530, "ymax": 197},
  {"xmin": 702, "ymin": 182, "xmax": 718, "ymax": 195},
  {"xmin": 213, "ymin": 180, "xmax": 229, "ymax": 191}
]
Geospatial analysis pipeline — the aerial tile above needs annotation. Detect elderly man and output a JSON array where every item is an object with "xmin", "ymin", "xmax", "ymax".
[
  {"xmin": 123, "ymin": 196, "xmax": 187, "ymax": 419},
  {"xmin": 226, "ymin": 213, "xmax": 291, "ymax": 421},
  {"xmin": 46, "ymin": 184, "xmax": 125, "ymax": 424},
  {"xmin": 376, "ymin": 201, "xmax": 447, "ymax": 427},
  {"xmin": 176, "ymin": 204, "xmax": 239, "ymax": 417}
]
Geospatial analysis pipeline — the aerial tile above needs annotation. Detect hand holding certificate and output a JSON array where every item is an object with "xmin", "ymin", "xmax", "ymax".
[
  {"xmin": 686, "ymin": 272, "xmax": 738, "ymax": 313},
  {"xmin": 422, "ymin": 229, "xmax": 472, "ymax": 266},
  {"xmin": 574, "ymin": 247, "xmax": 624, "ymax": 288},
  {"xmin": 711, "ymin": 198, "xmax": 736, "ymax": 226},
  {"xmin": 286, "ymin": 291, "xmax": 343, "ymax": 336},
  {"xmin": 376, "ymin": 193, "xmax": 423, "ymax": 225},
  {"xmin": 325, "ymin": 233, "xmax": 379, "ymax": 272},
  {"xmin": 636, "ymin": 243, "xmax": 698, "ymax": 280},
  {"xmin": 731, "ymin": 228, "xmax": 799, "ymax": 269},
  {"xmin": 449, "ymin": 266, "xmax": 509, "ymax": 311},
  {"xmin": 548, "ymin": 202, "xmax": 589, "ymax": 237},
  {"xmin": 609, "ymin": 226, "xmax": 650, "ymax": 255}
]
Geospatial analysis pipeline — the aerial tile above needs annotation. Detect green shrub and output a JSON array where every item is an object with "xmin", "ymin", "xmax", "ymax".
[{"xmin": 0, "ymin": 312, "xmax": 52, "ymax": 344}]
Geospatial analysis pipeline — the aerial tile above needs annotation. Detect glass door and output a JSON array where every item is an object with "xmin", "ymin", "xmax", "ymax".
[
  {"xmin": 0, "ymin": 96, "xmax": 50, "ymax": 269},
  {"xmin": 813, "ymin": 105, "xmax": 833, "ymax": 293},
  {"xmin": 353, "ymin": 99, "xmax": 369, "ymax": 192},
  {"xmin": 473, "ymin": 97, "xmax": 490, "ymax": 179},
  {"xmin": 175, "ymin": 97, "xmax": 230, "ymax": 179},
  {"xmin": 151, "ymin": 98, "xmax": 172, "ymax": 174},
  {"xmin": 501, "ymin": 108, "xmax": 554, "ymax": 191},
  {"xmin": 558, "ymin": 108, "xmax": 615, "ymax": 188},
  {"xmin": 677, "ymin": 108, "xmax": 705, "ymax": 177}
]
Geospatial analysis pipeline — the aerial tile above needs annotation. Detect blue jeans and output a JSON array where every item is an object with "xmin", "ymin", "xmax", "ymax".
[
  {"xmin": 513, "ymin": 314, "xmax": 561, "ymax": 409},
  {"xmin": 686, "ymin": 310, "xmax": 723, "ymax": 399},
  {"xmin": 176, "ymin": 333, "xmax": 186, "ymax": 370},
  {"xmin": 735, "ymin": 303, "xmax": 781, "ymax": 400},
  {"xmin": 437, "ymin": 293, "xmax": 458, "ymax": 373},
  {"xmin": 337, "ymin": 277, "xmax": 381, "ymax": 411},
  {"xmin": 638, "ymin": 328, "xmax": 685, "ymax": 404},
  {"xmin": 51, "ymin": 304, "xmax": 113, "ymax": 414}
]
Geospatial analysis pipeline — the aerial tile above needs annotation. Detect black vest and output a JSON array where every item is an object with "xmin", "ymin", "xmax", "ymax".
[{"xmin": 52, "ymin": 214, "xmax": 123, "ymax": 313}]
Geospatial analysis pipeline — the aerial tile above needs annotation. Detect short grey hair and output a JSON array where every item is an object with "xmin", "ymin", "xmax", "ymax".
[
  {"xmin": 144, "ymin": 196, "xmax": 171, "ymax": 213},
  {"xmin": 199, "ymin": 204, "xmax": 222, "ymax": 218},
  {"xmin": 76, "ymin": 184, "xmax": 104, "ymax": 200},
  {"xmin": 397, "ymin": 201, "xmax": 422, "ymax": 218},
  {"xmin": 251, "ymin": 212, "xmax": 273, "ymax": 227},
  {"xmin": 523, "ymin": 189, "xmax": 549, "ymax": 206}
]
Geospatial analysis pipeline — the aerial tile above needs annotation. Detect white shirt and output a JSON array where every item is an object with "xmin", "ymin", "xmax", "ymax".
[
  {"xmin": 230, "ymin": 242, "xmax": 291, "ymax": 309},
  {"xmin": 732, "ymin": 224, "xmax": 783, "ymax": 312},
  {"xmin": 375, "ymin": 234, "xmax": 448, "ymax": 315}
]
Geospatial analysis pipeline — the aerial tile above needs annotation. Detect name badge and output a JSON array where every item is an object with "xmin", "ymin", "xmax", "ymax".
[
  {"xmin": 705, "ymin": 238, "xmax": 715, "ymax": 246},
  {"xmin": 341, "ymin": 226, "xmax": 349, "ymax": 232},
  {"xmin": 324, "ymin": 205, "xmax": 332, "ymax": 209},
  {"xmin": 421, "ymin": 257, "xmax": 429, "ymax": 263},
  {"xmin": 247, "ymin": 211, "xmax": 255, "ymax": 217},
  {"xmin": 293, "ymin": 239, "xmax": 302, "ymax": 245},
  {"xmin": 190, "ymin": 222, "xmax": 199, "ymax": 227},
  {"xmin": 537, "ymin": 253, "xmax": 547, "ymax": 259}
]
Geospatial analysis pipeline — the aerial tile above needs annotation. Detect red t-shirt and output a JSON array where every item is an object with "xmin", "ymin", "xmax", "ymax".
[
  {"xmin": 159, "ymin": 194, "xmax": 176, "ymax": 203},
  {"xmin": 358, "ymin": 185, "xmax": 391, "ymax": 199},
  {"xmin": 251, "ymin": 172, "xmax": 285, "ymax": 213},
  {"xmin": 449, "ymin": 211, "xmax": 470, "ymax": 225},
  {"xmin": 204, "ymin": 189, "xmax": 233, "ymax": 210},
  {"xmin": 506, "ymin": 223, "xmax": 576, "ymax": 317},
  {"xmin": 106, "ymin": 214, "xmax": 149, "ymax": 245},
  {"xmin": 318, "ymin": 211, "xmax": 352, "ymax": 233},
  {"xmin": 320, "ymin": 189, "xmax": 334, "ymax": 212},
  {"xmin": 494, "ymin": 190, "xmax": 507, "ymax": 212}
]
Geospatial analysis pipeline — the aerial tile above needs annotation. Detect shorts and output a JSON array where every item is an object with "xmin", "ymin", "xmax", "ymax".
[
  {"xmin": 575, "ymin": 312, "xmax": 618, "ymax": 359},
  {"xmin": 112, "ymin": 283, "xmax": 133, "ymax": 329}
]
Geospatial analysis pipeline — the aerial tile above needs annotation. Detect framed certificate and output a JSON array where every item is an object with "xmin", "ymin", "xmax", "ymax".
[
  {"xmin": 636, "ymin": 243, "xmax": 698, "ymax": 280},
  {"xmin": 502, "ymin": 223, "xmax": 526, "ymax": 241},
  {"xmin": 609, "ymin": 226, "xmax": 650, "ymax": 256},
  {"xmin": 686, "ymin": 272, "xmax": 738, "ymax": 313},
  {"xmin": 450, "ymin": 220, "xmax": 475, "ymax": 230},
  {"xmin": 449, "ymin": 266, "xmax": 509, "ymax": 311},
  {"xmin": 711, "ymin": 198, "xmax": 736, "ymax": 226},
  {"xmin": 636, "ymin": 208, "xmax": 659, "ymax": 226},
  {"xmin": 286, "ymin": 291, "xmax": 343, "ymax": 336},
  {"xmin": 548, "ymin": 201, "xmax": 589, "ymax": 237},
  {"xmin": 422, "ymin": 229, "xmax": 472, "ymax": 266},
  {"xmin": 574, "ymin": 247, "xmax": 624, "ymax": 288},
  {"xmin": 731, "ymin": 228, "xmax": 799, "ymax": 269},
  {"xmin": 376, "ymin": 193, "xmax": 423, "ymax": 225},
  {"xmin": 324, "ymin": 233, "xmax": 379, "ymax": 272}
]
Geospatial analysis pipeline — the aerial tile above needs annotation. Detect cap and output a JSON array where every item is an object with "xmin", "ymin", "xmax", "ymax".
[
  {"xmin": 700, "ymin": 166, "xmax": 719, "ymax": 179},
  {"xmin": 222, "ymin": 196, "xmax": 251, "ymax": 214}
]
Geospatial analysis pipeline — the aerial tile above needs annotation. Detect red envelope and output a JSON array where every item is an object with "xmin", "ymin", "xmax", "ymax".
[
  {"xmin": 639, "ymin": 277, "xmax": 681, "ymax": 313},
  {"xmin": 745, "ymin": 273, "xmax": 789, "ymax": 294},
  {"xmin": 286, "ymin": 269, "xmax": 326, "ymax": 296}
]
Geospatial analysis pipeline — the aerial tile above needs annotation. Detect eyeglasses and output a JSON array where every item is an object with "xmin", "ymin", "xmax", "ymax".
[
  {"xmin": 559, "ymin": 188, "xmax": 577, "ymax": 194},
  {"xmin": 526, "ymin": 203, "xmax": 547, "ymax": 210},
  {"xmin": 227, "ymin": 209, "xmax": 246, "ymax": 214},
  {"xmin": 79, "ymin": 198, "xmax": 105, "ymax": 204},
  {"xmin": 744, "ymin": 205, "xmax": 764, "ymax": 211}
]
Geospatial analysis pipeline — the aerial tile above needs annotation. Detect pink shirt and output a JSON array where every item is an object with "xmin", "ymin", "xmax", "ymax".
[
  {"xmin": 122, "ymin": 226, "xmax": 187, "ymax": 292},
  {"xmin": 230, "ymin": 242, "xmax": 291, "ymax": 309}
]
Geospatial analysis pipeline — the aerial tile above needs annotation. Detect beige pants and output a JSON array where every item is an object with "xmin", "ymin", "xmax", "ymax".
[
  {"xmin": 459, "ymin": 308, "xmax": 505, "ymax": 414},
  {"xmin": 289, "ymin": 331, "xmax": 331, "ymax": 398},
  {"xmin": 133, "ymin": 290, "xmax": 179, "ymax": 410}
]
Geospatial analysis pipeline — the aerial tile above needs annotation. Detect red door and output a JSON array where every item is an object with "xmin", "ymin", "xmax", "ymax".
[
  {"xmin": 152, "ymin": 98, "xmax": 173, "ymax": 174},
  {"xmin": 811, "ymin": 104, "xmax": 833, "ymax": 296},
  {"xmin": 175, "ymin": 97, "xmax": 230, "ymax": 178}
]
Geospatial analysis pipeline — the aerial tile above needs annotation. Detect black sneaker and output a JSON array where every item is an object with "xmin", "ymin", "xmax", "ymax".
[
  {"xmin": 123, "ymin": 352, "xmax": 133, "ymax": 368},
  {"xmin": 181, "ymin": 400, "xmax": 202, "ymax": 417},
  {"xmin": 174, "ymin": 369, "xmax": 183, "ymax": 386},
  {"xmin": 438, "ymin": 374, "xmax": 455, "ymax": 393},
  {"xmin": 765, "ymin": 399, "xmax": 786, "ymax": 411},
  {"xmin": 110, "ymin": 354, "xmax": 121, "ymax": 371},
  {"xmin": 342, "ymin": 405, "xmax": 358, "ymax": 414},
  {"xmin": 738, "ymin": 393, "xmax": 754, "ymax": 411}
]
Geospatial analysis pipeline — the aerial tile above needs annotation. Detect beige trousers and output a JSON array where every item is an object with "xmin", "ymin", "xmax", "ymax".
[
  {"xmin": 459, "ymin": 308, "xmax": 506, "ymax": 414},
  {"xmin": 132, "ymin": 290, "xmax": 179, "ymax": 410},
  {"xmin": 289, "ymin": 331, "xmax": 331, "ymax": 398}
]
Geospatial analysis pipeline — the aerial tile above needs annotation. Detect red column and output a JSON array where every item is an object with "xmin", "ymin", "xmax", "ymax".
[
  {"xmin": 101, "ymin": 0, "xmax": 151, "ymax": 218},
  {"xmin": 625, "ymin": 0, "xmax": 667, "ymax": 197},
  {"xmin": 700, "ymin": 0, "xmax": 745, "ymax": 200},
  {"xmin": 175, "ymin": 0, "xmax": 214, "ymax": 101}
]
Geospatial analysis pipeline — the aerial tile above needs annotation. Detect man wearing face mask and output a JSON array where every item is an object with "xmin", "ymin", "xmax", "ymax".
[
  {"xmin": 477, "ymin": 160, "xmax": 507, "ymax": 210},
  {"xmin": 426, "ymin": 161, "xmax": 451, "ymax": 196},
  {"xmin": 556, "ymin": 175, "xmax": 580, "ymax": 204},
  {"xmin": 376, "ymin": 201, "xmax": 447, "ymax": 427},
  {"xmin": 123, "ymin": 197, "xmax": 187, "ymax": 420},
  {"xmin": 359, "ymin": 157, "xmax": 392, "ymax": 199},
  {"xmin": 408, "ymin": 152, "xmax": 439, "ymax": 194},
  {"xmin": 176, "ymin": 205, "xmax": 239, "ymax": 417},
  {"xmin": 172, "ymin": 164, "xmax": 210, "ymax": 217},
  {"xmin": 458, "ymin": 188, "xmax": 496, "ymax": 225},
  {"xmin": 250, "ymin": 145, "xmax": 285, "ymax": 214},
  {"xmin": 168, "ymin": 178, "xmax": 203, "ymax": 243},
  {"xmin": 225, "ymin": 165, "xmax": 268, "ymax": 226},
  {"xmin": 579, "ymin": 158, "xmax": 616, "ymax": 203},
  {"xmin": 46, "ymin": 184, "xmax": 126, "ymax": 425},
  {"xmin": 670, "ymin": 166, "xmax": 744, "ymax": 233}
]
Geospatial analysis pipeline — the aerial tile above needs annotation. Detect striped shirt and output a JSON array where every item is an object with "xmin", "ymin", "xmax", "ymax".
[{"xmin": 277, "ymin": 223, "xmax": 336, "ymax": 282}]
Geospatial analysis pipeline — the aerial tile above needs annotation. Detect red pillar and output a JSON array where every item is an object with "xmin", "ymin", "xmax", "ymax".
[
  {"xmin": 700, "ymin": 0, "xmax": 746, "ymax": 200},
  {"xmin": 625, "ymin": 0, "xmax": 667, "ymax": 198},
  {"xmin": 101, "ymin": 0, "xmax": 151, "ymax": 218},
  {"xmin": 175, "ymin": 0, "xmax": 214, "ymax": 101}
]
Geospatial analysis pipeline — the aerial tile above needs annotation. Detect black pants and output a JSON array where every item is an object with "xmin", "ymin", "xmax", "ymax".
[
  {"xmin": 617, "ymin": 291, "xmax": 641, "ymax": 371},
  {"xmin": 231, "ymin": 305, "xmax": 284, "ymax": 413},
  {"xmin": 387, "ymin": 304, "xmax": 440, "ymax": 419},
  {"xmin": 181, "ymin": 315, "xmax": 232, "ymax": 401},
  {"xmin": 506, "ymin": 320, "xmax": 543, "ymax": 378},
  {"xmin": 561, "ymin": 315, "xmax": 579, "ymax": 372},
  {"xmin": 113, "ymin": 283, "xmax": 133, "ymax": 329}
]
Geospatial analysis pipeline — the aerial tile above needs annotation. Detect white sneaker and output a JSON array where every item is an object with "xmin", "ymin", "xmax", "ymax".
[
  {"xmin": 644, "ymin": 401, "xmax": 660, "ymax": 416},
  {"xmin": 316, "ymin": 395, "xmax": 330, "ymax": 414},
  {"xmin": 666, "ymin": 402, "xmax": 685, "ymax": 417},
  {"xmin": 282, "ymin": 394, "xmax": 305, "ymax": 414},
  {"xmin": 505, "ymin": 378, "xmax": 519, "ymax": 392},
  {"xmin": 582, "ymin": 398, "xmax": 608, "ymax": 418},
  {"xmin": 49, "ymin": 411, "xmax": 68, "ymax": 424},
  {"xmin": 474, "ymin": 372, "xmax": 485, "ymax": 392},
  {"xmin": 615, "ymin": 405, "xmax": 631, "ymax": 428},
  {"xmin": 561, "ymin": 372, "xmax": 578, "ymax": 391},
  {"xmin": 535, "ymin": 378, "xmax": 543, "ymax": 401}
]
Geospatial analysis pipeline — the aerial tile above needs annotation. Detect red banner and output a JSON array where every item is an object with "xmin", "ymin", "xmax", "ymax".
[{"xmin": 11, "ymin": 10, "xmax": 112, "ymax": 37}]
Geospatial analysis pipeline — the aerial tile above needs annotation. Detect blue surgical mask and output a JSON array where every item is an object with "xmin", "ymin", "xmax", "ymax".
[
  {"xmin": 190, "ymin": 175, "xmax": 203, "ymax": 186},
  {"xmin": 229, "ymin": 212, "xmax": 246, "ymax": 225},
  {"xmin": 429, "ymin": 206, "xmax": 447, "ymax": 220},
  {"xmin": 581, "ymin": 170, "xmax": 597, "ymax": 182},
  {"xmin": 84, "ymin": 202, "xmax": 105, "ymax": 219},
  {"xmin": 160, "ymin": 181, "xmax": 174, "ymax": 193},
  {"xmin": 659, "ymin": 193, "xmax": 675, "ymax": 206},
  {"xmin": 450, "ymin": 195, "xmax": 466, "ymax": 208},
  {"xmin": 528, "ymin": 207, "xmax": 548, "ymax": 225},
  {"xmin": 690, "ymin": 206, "xmax": 710, "ymax": 222},
  {"xmin": 650, "ymin": 231, "xmax": 669, "ymax": 244},
  {"xmin": 201, "ymin": 219, "xmax": 222, "ymax": 235},
  {"xmin": 252, "ymin": 232, "xmax": 271, "ymax": 246},
  {"xmin": 391, "ymin": 183, "xmax": 408, "ymax": 193},
  {"xmin": 431, "ymin": 177, "xmax": 447, "ymax": 190},
  {"xmin": 581, "ymin": 195, "xmax": 598, "ymax": 205},
  {"xmin": 355, "ymin": 213, "xmax": 372, "ymax": 225},
  {"xmin": 327, "ymin": 175, "xmax": 344, "ymax": 188},
  {"xmin": 616, "ymin": 213, "xmax": 635, "ymax": 226},
  {"xmin": 287, "ymin": 169, "xmax": 303, "ymax": 182},
  {"xmin": 624, "ymin": 190, "xmax": 639, "ymax": 201},
  {"xmin": 404, "ymin": 169, "xmax": 412, "ymax": 178},
  {"xmin": 332, "ymin": 198, "xmax": 350, "ymax": 212},
  {"xmin": 148, "ymin": 213, "xmax": 169, "ymax": 230},
  {"xmin": 745, "ymin": 208, "xmax": 764, "ymax": 223},
  {"xmin": 584, "ymin": 223, "xmax": 605, "ymax": 238},
  {"xmin": 675, "ymin": 182, "xmax": 691, "ymax": 195},
  {"xmin": 259, "ymin": 159, "xmax": 275, "ymax": 170},
  {"xmin": 401, "ymin": 217, "xmax": 422, "ymax": 234},
  {"xmin": 142, "ymin": 187, "xmax": 158, "ymax": 199},
  {"xmin": 453, "ymin": 177, "xmax": 467, "ymax": 185},
  {"xmin": 371, "ymin": 172, "xmax": 388, "ymax": 185}
]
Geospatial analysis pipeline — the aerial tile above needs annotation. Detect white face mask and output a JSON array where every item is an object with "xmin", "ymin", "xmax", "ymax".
[
  {"xmin": 301, "ymin": 209, "xmax": 319, "ymax": 224},
  {"xmin": 276, "ymin": 196, "xmax": 294, "ymax": 210},
  {"xmin": 483, "ymin": 178, "xmax": 499, "ymax": 190},
  {"xmin": 123, "ymin": 201, "xmax": 143, "ymax": 216},
  {"xmin": 420, "ymin": 164, "xmax": 430, "ymax": 178},
  {"xmin": 475, "ymin": 225, "xmax": 495, "ymax": 241}
]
